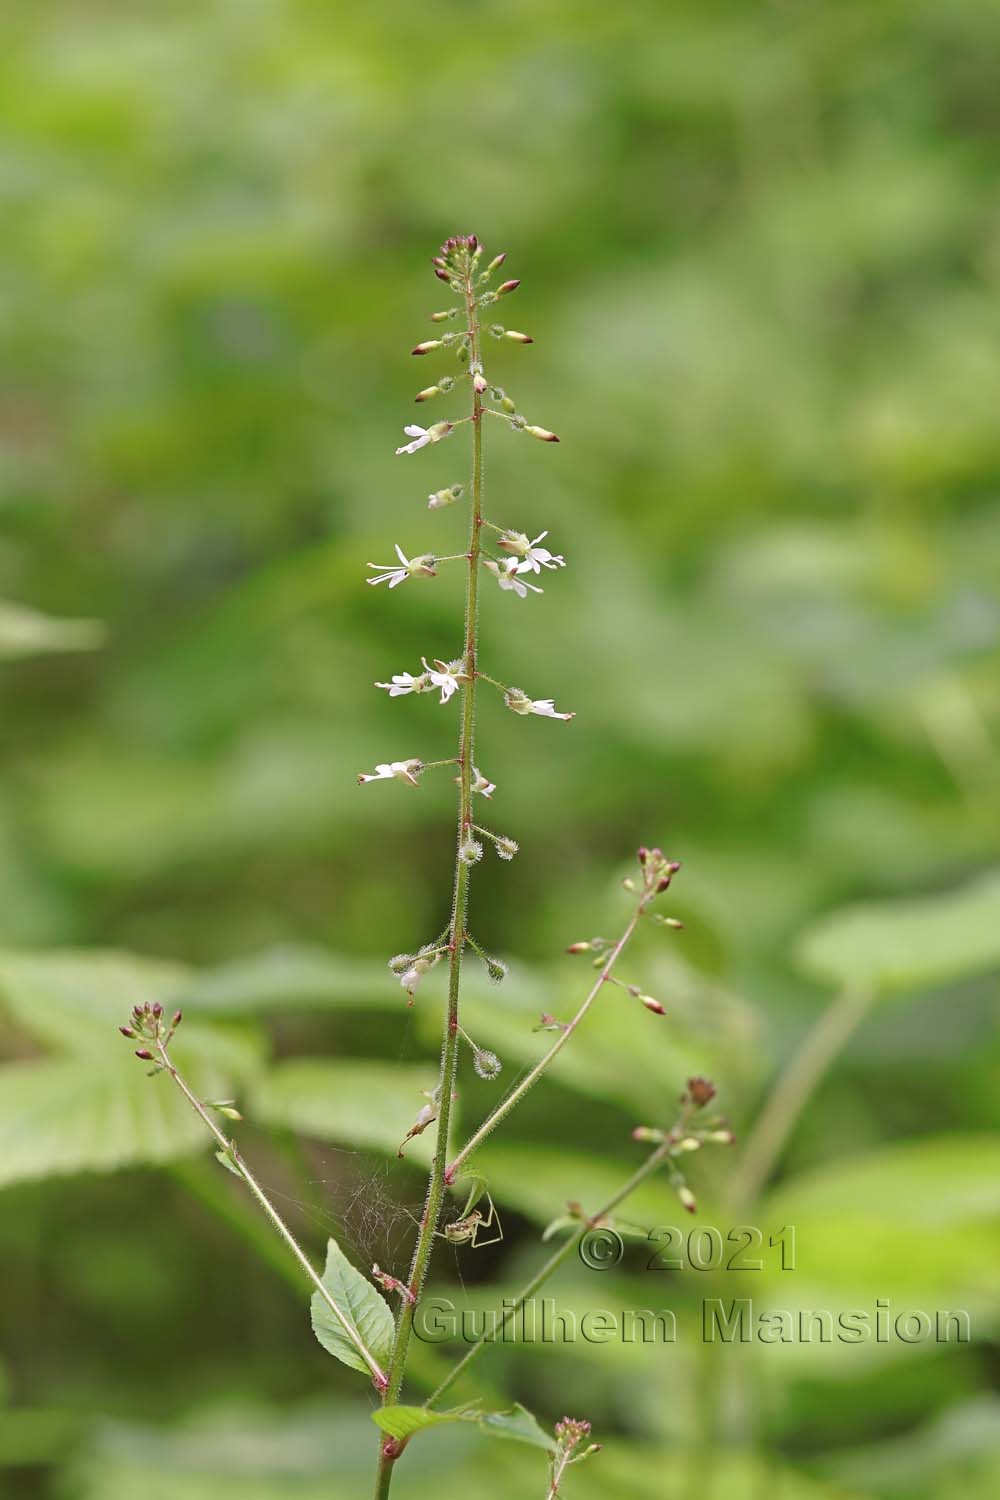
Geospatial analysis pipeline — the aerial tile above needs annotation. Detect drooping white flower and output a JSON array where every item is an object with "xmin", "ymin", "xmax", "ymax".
[
  {"xmin": 498, "ymin": 529, "xmax": 566, "ymax": 575},
  {"xmin": 395, "ymin": 421, "xmax": 453, "ymax": 456},
  {"xmin": 357, "ymin": 759, "xmax": 423, "ymax": 787},
  {"xmin": 483, "ymin": 557, "xmax": 543, "ymax": 600},
  {"xmin": 504, "ymin": 687, "xmax": 575, "ymax": 721},
  {"xmin": 366, "ymin": 544, "xmax": 437, "ymax": 588},
  {"xmin": 422, "ymin": 657, "xmax": 464, "ymax": 704},
  {"xmin": 459, "ymin": 766, "xmax": 497, "ymax": 798},
  {"xmin": 375, "ymin": 669, "xmax": 431, "ymax": 697}
]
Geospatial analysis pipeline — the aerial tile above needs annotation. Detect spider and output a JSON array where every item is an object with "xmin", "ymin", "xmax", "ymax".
[{"xmin": 440, "ymin": 1176, "xmax": 504, "ymax": 1250}]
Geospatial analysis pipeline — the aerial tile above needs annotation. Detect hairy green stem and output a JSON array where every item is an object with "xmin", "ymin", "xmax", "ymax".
[
  {"xmin": 445, "ymin": 899, "xmax": 646, "ymax": 1184},
  {"xmin": 425, "ymin": 1139, "xmax": 673, "ymax": 1409},
  {"xmin": 373, "ymin": 266, "xmax": 486, "ymax": 1500},
  {"xmin": 155, "ymin": 1041, "xmax": 388, "ymax": 1389}
]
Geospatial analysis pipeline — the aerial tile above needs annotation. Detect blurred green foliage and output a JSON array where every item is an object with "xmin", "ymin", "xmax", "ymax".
[{"xmin": 1, "ymin": 1, "xmax": 999, "ymax": 1497}]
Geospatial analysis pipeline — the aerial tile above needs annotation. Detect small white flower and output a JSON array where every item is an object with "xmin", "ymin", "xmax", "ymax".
[
  {"xmin": 366, "ymin": 544, "xmax": 437, "ymax": 588},
  {"xmin": 483, "ymin": 557, "xmax": 543, "ymax": 600},
  {"xmin": 400, "ymin": 956, "xmax": 432, "ymax": 1000},
  {"xmin": 504, "ymin": 687, "xmax": 575, "ymax": 721},
  {"xmin": 527, "ymin": 698, "xmax": 575, "ymax": 720},
  {"xmin": 395, "ymin": 421, "xmax": 453, "ymax": 456},
  {"xmin": 423, "ymin": 657, "xmax": 464, "ymax": 704},
  {"xmin": 358, "ymin": 758, "xmax": 423, "ymax": 787},
  {"xmin": 428, "ymin": 484, "xmax": 463, "ymax": 510},
  {"xmin": 459, "ymin": 767, "xmax": 497, "ymax": 798},
  {"xmin": 375, "ymin": 670, "xmax": 431, "ymax": 697},
  {"xmin": 498, "ymin": 529, "xmax": 566, "ymax": 575}
]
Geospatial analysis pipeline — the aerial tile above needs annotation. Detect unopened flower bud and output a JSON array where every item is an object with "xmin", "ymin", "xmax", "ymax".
[
  {"xmin": 686, "ymin": 1076, "xmax": 717, "ymax": 1108},
  {"xmin": 566, "ymin": 941, "xmax": 591, "ymax": 954},
  {"xmin": 495, "ymin": 835, "xmax": 519, "ymax": 861},
  {"xmin": 217, "ymin": 1105, "xmax": 243, "ymax": 1122},
  {"xmin": 504, "ymin": 329, "xmax": 534, "ymax": 344},
  {"xmin": 486, "ymin": 252, "xmax": 507, "ymax": 274},
  {"xmin": 430, "ymin": 310, "xmax": 452, "ymax": 322},
  {"xmin": 433, "ymin": 266, "xmax": 452, "ymax": 283},
  {"xmin": 152, "ymin": 1002, "xmax": 163, "ymax": 1018},
  {"xmin": 631, "ymin": 1126, "xmax": 665, "ymax": 1143},
  {"xmin": 678, "ymin": 1186, "xmax": 697, "ymax": 1214},
  {"xmin": 496, "ymin": 279, "xmax": 520, "ymax": 297},
  {"xmin": 500, "ymin": 395, "xmax": 516, "ymax": 413},
  {"xmin": 414, "ymin": 385, "xmax": 441, "ymax": 403},
  {"xmin": 171, "ymin": 1010, "xmax": 183, "ymax": 1028},
  {"xmin": 411, "ymin": 340, "xmax": 443, "ymax": 356},
  {"xmin": 526, "ymin": 424, "xmax": 559, "ymax": 442},
  {"xmin": 706, "ymin": 1129, "xmax": 736, "ymax": 1145},
  {"xmin": 473, "ymin": 372, "xmax": 488, "ymax": 393},
  {"xmin": 134, "ymin": 1049, "xmax": 154, "ymax": 1061},
  {"xmin": 119, "ymin": 1025, "xmax": 136, "ymax": 1038}
]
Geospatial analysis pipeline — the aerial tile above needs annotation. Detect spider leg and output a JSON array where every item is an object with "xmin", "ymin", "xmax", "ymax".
[{"xmin": 470, "ymin": 1193, "xmax": 504, "ymax": 1248}]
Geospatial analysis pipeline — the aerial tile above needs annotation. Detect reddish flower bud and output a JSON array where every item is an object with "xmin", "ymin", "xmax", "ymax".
[
  {"xmin": 171, "ymin": 1010, "xmax": 183, "ymax": 1027},
  {"xmin": 686, "ymin": 1076, "xmax": 717, "ymax": 1108},
  {"xmin": 496, "ymin": 279, "xmax": 520, "ymax": 297},
  {"xmin": 119, "ymin": 1025, "xmax": 136, "ymax": 1038},
  {"xmin": 134, "ymin": 1048, "xmax": 154, "ymax": 1061}
]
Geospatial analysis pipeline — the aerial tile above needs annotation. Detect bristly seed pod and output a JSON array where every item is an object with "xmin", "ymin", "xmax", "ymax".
[{"xmin": 473, "ymin": 1048, "xmax": 502, "ymax": 1081}]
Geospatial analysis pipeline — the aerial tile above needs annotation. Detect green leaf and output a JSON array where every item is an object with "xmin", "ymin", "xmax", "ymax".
[
  {"xmin": 310, "ymin": 1237, "xmax": 394, "ymax": 1379},
  {"xmin": 0, "ymin": 948, "xmax": 192, "ymax": 1057},
  {"xmin": 761, "ymin": 1134, "xmax": 1000, "ymax": 1306},
  {"xmin": 794, "ymin": 870, "xmax": 1000, "ymax": 997},
  {"xmin": 0, "ymin": 600, "xmax": 105, "ymax": 660},
  {"xmin": 370, "ymin": 1404, "xmax": 477, "ymax": 1442},
  {"xmin": 477, "ymin": 1403, "xmax": 557, "ymax": 1453},
  {"xmin": 251, "ymin": 1059, "xmax": 436, "ymax": 1164},
  {"xmin": 170, "ymin": 946, "xmax": 393, "ymax": 1016},
  {"xmin": 0, "ymin": 1028, "xmax": 258, "ymax": 1190},
  {"xmin": 371, "ymin": 1401, "xmax": 555, "ymax": 1454}
]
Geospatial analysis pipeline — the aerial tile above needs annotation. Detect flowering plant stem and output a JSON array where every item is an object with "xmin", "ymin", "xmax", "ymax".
[
  {"xmin": 151, "ymin": 1036, "xmax": 388, "ymax": 1389},
  {"xmin": 373, "ymin": 267, "xmax": 486, "ymax": 1500},
  {"xmin": 445, "ymin": 895, "xmax": 648, "ymax": 1185},
  {"xmin": 425, "ymin": 1137, "xmax": 674, "ymax": 1410}
]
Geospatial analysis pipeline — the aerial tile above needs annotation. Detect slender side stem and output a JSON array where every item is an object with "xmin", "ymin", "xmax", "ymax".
[
  {"xmin": 426, "ymin": 1139, "xmax": 672, "ymax": 1408},
  {"xmin": 373, "ymin": 270, "xmax": 486, "ymax": 1500},
  {"xmin": 729, "ymin": 986, "xmax": 871, "ymax": 1212},
  {"xmin": 154, "ymin": 1041, "xmax": 388, "ymax": 1389},
  {"xmin": 445, "ymin": 902, "xmax": 645, "ymax": 1184}
]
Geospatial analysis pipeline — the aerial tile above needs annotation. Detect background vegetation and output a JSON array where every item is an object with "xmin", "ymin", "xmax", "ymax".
[{"xmin": 1, "ymin": 1, "xmax": 999, "ymax": 1497}]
